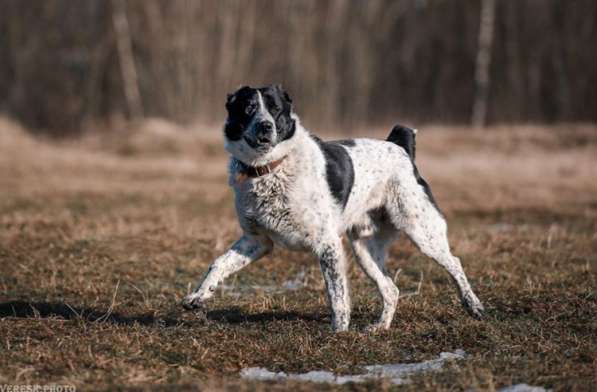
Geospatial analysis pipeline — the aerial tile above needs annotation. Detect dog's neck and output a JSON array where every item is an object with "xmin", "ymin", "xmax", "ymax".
[
  {"xmin": 228, "ymin": 116, "xmax": 315, "ymax": 186},
  {"xmin": 235, "ymin": 156, "xmax": 287, "ymax": 183}
]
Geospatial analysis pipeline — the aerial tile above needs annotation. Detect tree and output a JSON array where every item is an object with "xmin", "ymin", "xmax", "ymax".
[{"xmin": 471, "ymin": 0, "xmax": 497, "ymax": 128}]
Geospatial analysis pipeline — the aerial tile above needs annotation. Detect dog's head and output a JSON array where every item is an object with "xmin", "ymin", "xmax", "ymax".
[{"xmin": 224, "ymin": 85, "xmax": 296, "ymax": 165}]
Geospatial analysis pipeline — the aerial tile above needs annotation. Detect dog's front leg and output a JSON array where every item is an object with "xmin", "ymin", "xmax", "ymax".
[
  {"xmin": 316, "ymin": 238, "xmax": 351, "ymax": 332},
  {"xmin": 182, "ymin": 235, "xmax": 272, "ymax": 310}
]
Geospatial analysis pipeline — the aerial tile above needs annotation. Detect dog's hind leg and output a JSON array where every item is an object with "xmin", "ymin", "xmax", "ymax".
[
  {"xmin": 349, "ymin": 227, "xmax": 400, "ymax": 332},
  {"xmin": 387, "ymin": 183, "xmax": 484, "ymax": 319},
  {"xmin": 182, "ymin": 235, "xmax": 272, "ymax": 310}
]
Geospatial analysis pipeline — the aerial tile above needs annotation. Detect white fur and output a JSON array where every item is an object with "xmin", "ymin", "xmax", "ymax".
[{"xmin": 183, "ymin": 115, "xmax": 484, "ymax": 332}]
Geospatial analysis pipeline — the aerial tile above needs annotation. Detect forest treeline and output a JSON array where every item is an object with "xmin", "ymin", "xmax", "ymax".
[{"xmin": 1, "ymin": 0, "xmax": 596, "ymax": 135}]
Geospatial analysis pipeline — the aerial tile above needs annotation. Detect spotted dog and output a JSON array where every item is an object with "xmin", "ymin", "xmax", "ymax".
[{"xmin": 182, "ymin": 85, "xmax": 484, "ymax": 332}]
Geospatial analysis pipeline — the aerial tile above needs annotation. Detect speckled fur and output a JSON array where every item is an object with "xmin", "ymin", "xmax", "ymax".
[{"xmin": 183, "ymin": 89, "xmax": 484, "ymax": 332}]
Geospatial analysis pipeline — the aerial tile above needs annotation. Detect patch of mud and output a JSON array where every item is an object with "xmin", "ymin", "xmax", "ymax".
[{"xmin": 241, "ymin": 350, "xmax": 466, "ymax": 385}]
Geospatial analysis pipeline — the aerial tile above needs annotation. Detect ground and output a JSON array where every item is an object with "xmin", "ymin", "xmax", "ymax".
[{"xmin": 0, "ymin": 118, "xmax": 595, "ymax": 391}]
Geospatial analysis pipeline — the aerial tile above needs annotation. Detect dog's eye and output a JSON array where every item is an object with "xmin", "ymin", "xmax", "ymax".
[{"xmin": 245, "ymin": 104, "xmax": 256, "ymax": 116}]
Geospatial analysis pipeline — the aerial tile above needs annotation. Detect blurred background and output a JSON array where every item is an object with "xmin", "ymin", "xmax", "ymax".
[
  {"xmin": 1, "ymin": 0, "xmax": 596, "ymax": 136},
  {"xmin": 1, "ymin": 2, "xmax": 596, "ymax": 388}
]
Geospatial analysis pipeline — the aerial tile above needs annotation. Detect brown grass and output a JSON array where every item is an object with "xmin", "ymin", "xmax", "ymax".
[{"xmin": 0, "ymin": 118, "xmax": 596, "ymax": 391}]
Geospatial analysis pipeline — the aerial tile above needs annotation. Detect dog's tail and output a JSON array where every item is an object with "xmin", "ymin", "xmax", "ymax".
[
  {"xmin": 386, "ymin": 124, "xmax": 442, "ymax": 214},
  {"xmin": 386, "ymin": 124, "xmax": 418, "ymax": 161}
]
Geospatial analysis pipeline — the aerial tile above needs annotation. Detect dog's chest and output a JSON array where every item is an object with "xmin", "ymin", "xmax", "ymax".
[{"xmin": 234, "ymin": 173, "xmax": 308, "ymax": 248}]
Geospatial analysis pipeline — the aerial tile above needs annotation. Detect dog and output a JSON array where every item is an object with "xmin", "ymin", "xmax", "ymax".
[{"xmin": 182, "ymin": 84, "xmax": 484, "ymax": 332}]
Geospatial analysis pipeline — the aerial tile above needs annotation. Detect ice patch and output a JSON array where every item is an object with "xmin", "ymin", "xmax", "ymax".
[
  {"xmin": 281, "ymin": 271, "xmax": 306, "ymax": 290},
  {"xmin": 240, "ymin": 349, "xmax": 466, "ymax": 385},
  {"xmin": 498, "ymin": 384, "xmax": 550, "ymax": 392}
]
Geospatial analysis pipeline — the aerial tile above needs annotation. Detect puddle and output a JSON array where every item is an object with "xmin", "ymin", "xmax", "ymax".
[{"xmin": 241, "ymin": 350, "xmax": 466, "ymax": 385}]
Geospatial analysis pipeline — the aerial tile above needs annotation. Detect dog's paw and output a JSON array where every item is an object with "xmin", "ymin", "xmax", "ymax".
[
  {"xmin": 181, "ymin": 294, "xmax": 204, "ymax": 311},
  {"xmin": 468, "ymin": 303, "xmax": 485, "ymax": 319},
  {"xmin": 330, "ymin": 321, "xmax": 350, "ymax": 333},
  {"xmin": 463, "ymin": 298, "xmax": 485, "ymax": 320},
  {"xmin": 331, "ymin": 315, "xmax": 350, "ymax": 333}
]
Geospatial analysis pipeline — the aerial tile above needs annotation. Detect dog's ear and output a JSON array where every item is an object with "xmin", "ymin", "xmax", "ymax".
[
  {"xmin": 226, "ymin": 85, "xmax": 250, "ymax": 109},
  {"xmin": 225, "ymin": 92, "xmax": 237, "ymax": 110},
  {"xmin": 274, "ymin": 84, "xmax": 293, "ymax": 106},
  {"xmin": 282, "ymin": 90, "xmax": 292, "ymax": 105},
  {"xmin": 225, "ymin": 93, "xmax": 235, "ymax": 109}
]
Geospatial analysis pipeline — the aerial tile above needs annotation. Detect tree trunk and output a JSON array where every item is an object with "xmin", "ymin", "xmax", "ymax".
[
  {"xmin": 111, "ymin": 0, "xmax": 143, "ymax": 120},
  {"xmin": 471, "ymin": 0, "xmax": 496, "ymax": 128}
]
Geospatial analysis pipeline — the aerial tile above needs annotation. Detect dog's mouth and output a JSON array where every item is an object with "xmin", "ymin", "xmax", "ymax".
[{"xmin": 243, "ymin": 134, "xmax": 272, "ymax": 151}]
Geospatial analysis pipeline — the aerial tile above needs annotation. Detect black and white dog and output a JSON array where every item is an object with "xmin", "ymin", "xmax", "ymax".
[{"xmin": 182, "ymin": 85, "xmax": 484, "ymax": 332}]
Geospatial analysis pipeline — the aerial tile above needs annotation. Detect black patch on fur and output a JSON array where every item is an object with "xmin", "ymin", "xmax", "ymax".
[
  {"xmin": 386, "ymin": 124, "xmax": 442, "ymax": 214},
  {"xmin": 224, "ymin": 86, "xmax": 258, "ymax": 141},
  {"xmin": 224, "ymin": 85, "xmax": 296, "ymax": 144},
  {"xmin": 367, "ymin": 206, "xmax": 391, "ymax": 224},
  {"xmin": 311, "ymin": 136, "xmax": 355, "ymax": 209},
  {"xmin": 413, "ymin": 169, "xmax": 441, "ymax": 214},
  {"xmin": 258, "ymin": 85, "xmax": 296, "ymax": 142}
]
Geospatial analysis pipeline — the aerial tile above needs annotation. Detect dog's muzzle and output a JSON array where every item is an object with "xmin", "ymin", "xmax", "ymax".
[
  {"xmin": 245, "ymin": 121, "xmax": 274, "ymax": 148},
  {"xmin": 255, "ymin": 121, "xmax": 274, "ymax": 144}
]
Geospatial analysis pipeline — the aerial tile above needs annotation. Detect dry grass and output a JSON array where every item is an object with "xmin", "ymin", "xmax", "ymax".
[{"xmin": 0, "ymin": 118, "xmax": 595, "ymax": 391}]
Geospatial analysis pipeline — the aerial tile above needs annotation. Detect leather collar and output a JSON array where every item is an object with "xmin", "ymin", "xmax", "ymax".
[{"xmin": 236, "ymin": 156, "xmax": 286, "ymax": 182}]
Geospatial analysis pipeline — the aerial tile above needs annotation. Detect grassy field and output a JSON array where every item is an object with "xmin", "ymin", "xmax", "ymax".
[{"xmin": 0, "ymin": 118, "xmax": 595, "ymax": 391}]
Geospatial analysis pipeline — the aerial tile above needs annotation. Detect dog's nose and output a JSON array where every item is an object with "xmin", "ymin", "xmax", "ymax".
[{"xmin": 255, "ymin": 121, "xmax": 273, "ymax": 144}]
